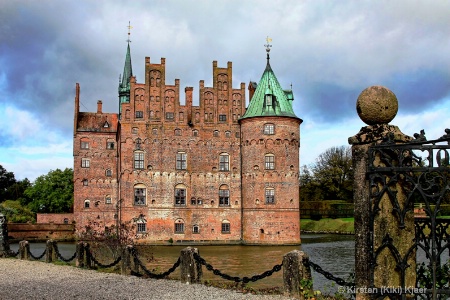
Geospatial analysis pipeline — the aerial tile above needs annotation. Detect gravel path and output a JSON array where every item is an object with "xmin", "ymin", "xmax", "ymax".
[{"xmin": 0, "ymin": 259, "xmax": 296, "ymax": 300}]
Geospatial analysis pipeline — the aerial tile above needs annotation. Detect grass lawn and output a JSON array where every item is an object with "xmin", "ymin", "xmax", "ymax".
[{"xmin": 300, "ymin": 217, "xmax": 354, "ymax": 233}]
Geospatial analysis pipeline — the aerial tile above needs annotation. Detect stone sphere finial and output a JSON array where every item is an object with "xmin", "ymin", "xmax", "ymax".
[{"xmin": 356, "ymin": 86, "xmax": 398, "ymax": 125}]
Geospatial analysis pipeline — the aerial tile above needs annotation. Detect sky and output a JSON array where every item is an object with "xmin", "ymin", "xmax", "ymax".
[{"xmin": 1, "ymin": 0, "xmax": 450, "ymax": 181}]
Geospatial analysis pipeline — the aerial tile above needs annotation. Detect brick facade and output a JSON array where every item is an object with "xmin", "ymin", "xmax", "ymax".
[{"xmin": 73, "ymin": 50, "xmax": 302, "ymax": 244}]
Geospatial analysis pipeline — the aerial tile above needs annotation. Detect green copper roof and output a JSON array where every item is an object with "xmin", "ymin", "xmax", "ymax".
[
  {"xmin": 118, "ymin": 42, "xmax": 133, "ymax": 116},
  {"xmin": 241, "ymin": 59, "xmax": 298, "ymax": 120}
]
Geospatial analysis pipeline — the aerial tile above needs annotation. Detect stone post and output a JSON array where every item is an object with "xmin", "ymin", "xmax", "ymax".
[
  {"xmin": 180, "ymin": 247, "xmax": 202, "ymax": 284},
  {"xmin": 75, "ymin": 241, "xmax": 85, "ymax": 267},
  {"xmin": 120, "ymin": 245, "xmax": 132, "ymax": 275},
  {"xmin": 45, "ymin": 240, "xmax": 57, "ymax": 263},
  {"xmin": 283, "ymin": 250, "xmax": 312, "ymax": 300},
  {"xmin": 19, "ymin": 240, "xmax": 30, "ymax": 260},
  {"xmin": 349, "ymin": 86, "xmax": 415, "ymax": 299},
  {"xmin": 0, "ymin": 213, "xmax": 10, "ymax": 256},
  {"xmin": 84, "ymin": 243, "xmax": 93, "ymax": 268}
]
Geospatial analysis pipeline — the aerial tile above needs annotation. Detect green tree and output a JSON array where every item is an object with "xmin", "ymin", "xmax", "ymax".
[
  {"xmin": 300, "ymin": 146, "xmax": 353, "ymax": 201},
  {"xmin": 0, "ymin": 200, "xmax": 35, "ymax": 223},
  {"xmin": 24, "ymin": 168, "xmax": 74, "ymax": 213},
  {"xmin": 0, "ymin": 165, "xmax": 16, "ymax": 202}
]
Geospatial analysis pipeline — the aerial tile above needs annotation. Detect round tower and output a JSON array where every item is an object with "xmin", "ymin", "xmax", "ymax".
[{"xmin": 239, "ymin": 42, "xmax": 302, "ymax": 244}]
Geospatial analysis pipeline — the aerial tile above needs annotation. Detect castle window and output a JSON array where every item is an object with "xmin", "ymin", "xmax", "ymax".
[
  {"xmin": 166, "ymin": 112, "xmax": 174, "ymax": 120},
  {"xmin": 135, "ymin": 138, "xmax": 142, "ymax": 150},
  {"xmin": 264, "ymin": 124, "xmax": 275, "ymax": 135},
  {"xmin": 136, "ymin": 215, "xmax": 146, "ymax": 233},
  {"xmin": 106, "ymin": 142, "xmax": 115, "ymax": 150},
  {"xmin": 134, "ymin": 151, "xmax": 144, "ymax": 169},
  {"xmin": 81, "ymin": 158, "xmax": 90, "ymax": 168},
  {"xmin": 219, "ymin": 185, "xmax": 230, "ymax": 206},
  {"xmin": 84, "ymin": 200, "xmax": 90, "ymax": 208},
  {"xmin": 221, "ymin": 220, "xmax": 230, "ymax": 233},
  {"xmin": 174, "ymin": 128, "xmax": 181, "ymax": 136},
  {"xmin": 175, "ymin": 219, "xmax": 185, "ymax": 233},
  {"xmin": 191, "ymin": 197, "xmax": 196, "ymax": 205},
  {"xmin": 82, "ymin": 179, "xmax": 88, "ymax": 186},
  {"xmin": 197, "ymin": 198, "xmax": 202, "ymax": 205},
  {"xmin": 179, "ymin": 112, "xmax": 184, "ymax": 121},
  {"xmin": 265, "ymin": 154, "xmax": 275, "ymax": 170},
  {"xmin": 136, "ymin": 111, "xmax": 143, "ymax": 118},
  {"xmin": 134, "ymin": 184, "xmax": 146, "ymax": 205},
  {"xmin": 193, "ymin": 225, "xmax": 199, "ymax": 234},
  {"xmin": 219, "ymin": 114, "xmax": 227, "ymax": 122},
  {"xmin": 152, "ymin": 128, "xmax": 157, "ymax": 135},
  {"xmin": 132, "ymin": 127, "xmax": 138, "ymax": 134},
  {"xmin": 265, "ymin": 188, "xmax": 275, "ymax": 204},
  {"xmin": 225, "ymin": 131, "xmax": 231, "ymax": 138},
  {"xmin": 64, "ymin": 218, "xmax": 69, "ymax": 224},
  {"xmin": 213, "ymin": 130, "xmax": 219, "ymax": 137},
  {"xmin": 265, "ymin": 93, "xmax": 273, "ymax": 107},
  {"xmin": 81, "ymin": 141, "xmax": 89, "ymax": 149},
  {"xmin": 105, "ymin": 169, "xmax": 112, "ymax": 177},
  {"xmin": 193, "ymin": 130, "xmax": 198, "ymax": 137},
  {"xmin": 219, "ymin": 153, "xmax": 229, "ymax": 171},
  {"xmin": 137, "ymin": 223, "xmax": 146, "ymax": 233},
  {"xmin": 105, "ymin": 195, "xmax": 112, "ymax": 204},
  {"xmin": 175, "ymin": 184, "xmax": 186, "ymax": 206},
  {"xmin": 176, "ymin": 152, "xmax": 187, "ymax": 170}
]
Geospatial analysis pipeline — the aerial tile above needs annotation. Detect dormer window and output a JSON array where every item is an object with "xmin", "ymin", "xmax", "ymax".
[{"xmin": 265, "ymin": 94, "xmax": 273, "ymax": 107}]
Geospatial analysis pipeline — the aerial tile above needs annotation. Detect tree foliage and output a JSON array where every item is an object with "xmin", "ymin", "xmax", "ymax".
[
  {"xmin": 0, "ymin": 200, "xmax": 35, "ymax": 223},
  {"xmin": 0, "ymin": 165, "xmax": 18, "ymax": 202},
  {"xmin": 300, "ymin": 146, "xmax": 353, "ymax": 201},
  {"xmin": 24, "ymin": 168, "xmax": 74, "ymax": 213}
]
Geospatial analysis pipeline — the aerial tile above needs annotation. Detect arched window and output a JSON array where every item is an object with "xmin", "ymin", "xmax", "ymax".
[
  {"xmin": 175, "ymin": 219, "xmax": 185, "ymax": 233},
  {"xmin": 134, "ymin": 150, "xmax": 144, "ymax": 169},
  {"xmin": 175, "ymin": 184, "xmax": 186, "ymax": 206},
  {"xmin": 174, "ymin": 128, "xmax": 181, "ymax": 136},
  {"xmin": 219, "ymin": 153, "xmax": 229, "ymax": 171},
  {"xmin": 105, "ymin": 169, "xmax": 112, "ymax": 177},
  {"xmin": 192, "ymin": 225, "xmax": 199, "ymax": 234},
  {"xmin": 213, "ymin": 130, "xmax": 219, "ymax": 137},
  {"xmin": 84, "ymin": 200, "xmax": 90, "ymax": 208},
  {"xmin": 265, "ymin": 188, "xmax": 275, "ymax": 204},
  {"xmin": 265, "ymin": 154, "xmax": 275, "ymax": 170},
  {"xmin": 82, "ymin": 179, "xmax": 88, "ymax": 186},
  {"xmin": 105, "ymin": 195, "xmax": 112, "ymax": 204},
  {"xmin": 221, "ymin": 220, "xmax": 230, "ymax": 233},
  {"xmin": 64, "ymin": 218, "xmax": 69, "ymax": 224},
  {"xmin": 134, "ymin": 184, "xmax": 146, "ymax": 206},
  {"xmin": 219, "ymin": 185, "xmax": 230, "ymax": 206}
]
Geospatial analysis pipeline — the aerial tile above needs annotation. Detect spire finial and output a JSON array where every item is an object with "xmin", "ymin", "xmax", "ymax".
[
  {"xmin": 126, "ymin": 21, "xmax": 133, "ymax": 43},
  {"xmin": 264, "ymin": 36, "xmax": 272, "ymax": 61}
]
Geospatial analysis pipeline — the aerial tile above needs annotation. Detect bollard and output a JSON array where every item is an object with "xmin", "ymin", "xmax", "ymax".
[
  {"xmin": 120, "ymin": 245, "xmax": 132, "ymax": 275},
  {"xmin": 84, "ymin": 243, "xmax": 93, "ymax": 268},
  {"xmin": 19, "ymin": 240, "xmax": 30, "ymax": 260},
  {"xmin": 129, "ymin": 245, "xmax": 140, "ymax": 274},
  {"xmin": 75, "ymin": 241, "xmax": 85, "ymax": 267},
  {"xmin": 283, "ymin": 250, "xmax": 312, "ymax": 300},
  {"xmin": 180, "ymin": 247, "xmax": 202, "ymax": 284},
  {"xmin": 0, "ymin": 213, "xmax": 10, "ymax": 256},
  {"xmin": 45, "ymin": 240, "xmax": 57, "ymax": 263}
]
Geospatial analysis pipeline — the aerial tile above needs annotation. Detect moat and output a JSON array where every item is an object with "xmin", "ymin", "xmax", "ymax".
[{"xmin": 10, "ymin": 233, "xmax": 355, "ymax": 293}]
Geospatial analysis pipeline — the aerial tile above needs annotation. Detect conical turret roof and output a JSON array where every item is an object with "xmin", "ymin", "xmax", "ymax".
[{"xmin": 240, "ymin": 54, "xmax": 298, "ymax": 120}]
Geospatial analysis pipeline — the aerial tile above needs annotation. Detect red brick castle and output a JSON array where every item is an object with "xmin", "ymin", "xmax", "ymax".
[{"xmin": 73, "ymin": 39, "xmax": 303, "ymax": 244}]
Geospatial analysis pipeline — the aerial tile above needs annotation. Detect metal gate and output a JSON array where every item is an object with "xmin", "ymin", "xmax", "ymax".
[{"xmin": 367, "ymin": 130, "xmax": 450, "ymax": 299}]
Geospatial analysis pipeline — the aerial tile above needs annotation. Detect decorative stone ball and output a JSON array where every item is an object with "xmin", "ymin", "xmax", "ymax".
[{"xmin": 356, "ymin": 86, "xmax": 398, "ymax": 125}]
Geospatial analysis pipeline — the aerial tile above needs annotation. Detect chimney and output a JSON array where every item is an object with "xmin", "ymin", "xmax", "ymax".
[{"xmin": 97, "ymin": 100, "xmax": 102, "ymax": 113}]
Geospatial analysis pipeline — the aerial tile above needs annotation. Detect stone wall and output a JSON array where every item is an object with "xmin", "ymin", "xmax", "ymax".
[
  {"xmin": 7, "ymin": 223, "xmax": 75, "ymax": 241},
  {"xmin": 36, "ymin": 213, "xmax": 75, "ymax": 224}
]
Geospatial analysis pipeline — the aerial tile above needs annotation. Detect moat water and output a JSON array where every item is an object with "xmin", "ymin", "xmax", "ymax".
[{"xmin": 10, "ymin": 233, "xmax": 355, "ymax": 294}]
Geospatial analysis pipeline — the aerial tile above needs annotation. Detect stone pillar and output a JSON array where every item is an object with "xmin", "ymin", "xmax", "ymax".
[
  {"xmin": 19, "ymin": 240, "xmax": 30, "ymax": 260},
  {"xmin": 180, "ymin": 247, "xmax": 202, "ymax": 284},
  {"xmin": 0, "ymin": 213, "xmax": 10, "ymax": 256},
  {"xmin": 75, "ymin": 241, "xmax": 85, "ymax": 267},
  {"xmin": 45, "ymin": 240, "xmax": 57, "ymax": 263},
  {"xmin": 349, "ymin": 86, "xmax": 415, "ymax": 299},
  {"xmin": 120, "ymin": 245, "xmax": 132, "ymax": 275},
  {"xmin": 283, "ymin": 250, "xmax": 312, "ymax": 300}
]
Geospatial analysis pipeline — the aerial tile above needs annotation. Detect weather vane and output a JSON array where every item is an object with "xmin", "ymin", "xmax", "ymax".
[
  {"xmin": 127, "ymin": 21, "xmax": 133, "ymax": 43},
  {"xmin": 264, "ymin": 36, "xmax": 272, "ymax": 53}
]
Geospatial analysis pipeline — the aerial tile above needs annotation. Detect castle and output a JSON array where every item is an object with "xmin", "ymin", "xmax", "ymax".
[{"xmin": 73, "ymin": 39, "xmax": 303, "ymax": 244}]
